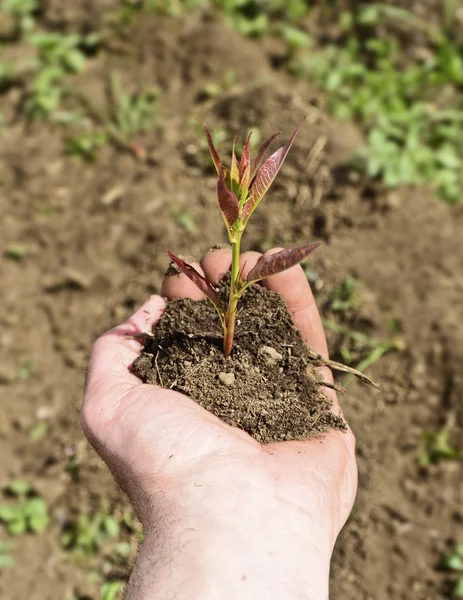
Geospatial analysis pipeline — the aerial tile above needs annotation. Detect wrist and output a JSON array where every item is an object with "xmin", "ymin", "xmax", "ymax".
[{"xmin": 127, "ymin": 463, "xmax": 333, "ymax": 599}]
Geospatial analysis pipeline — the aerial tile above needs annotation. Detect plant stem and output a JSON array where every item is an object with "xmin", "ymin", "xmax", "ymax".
[{"xmin": 223, "ymin": 236, "xmax": 241, "ymax": 358}]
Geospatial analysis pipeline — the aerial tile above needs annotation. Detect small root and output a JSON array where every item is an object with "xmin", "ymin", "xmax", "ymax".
[{"xmin": 307, "ymin": 349, "xmax": 381, "ymax": 391}]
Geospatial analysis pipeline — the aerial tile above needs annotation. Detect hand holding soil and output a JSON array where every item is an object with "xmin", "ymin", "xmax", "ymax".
[{"xmin": 82, "ymin": 247, "xmax": 357, "ymax": 599}]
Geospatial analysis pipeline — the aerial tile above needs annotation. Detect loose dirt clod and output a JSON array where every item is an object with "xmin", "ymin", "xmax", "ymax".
[{"xmin": 133, "ymin": 278, "xmax": 346, "ymax": 443}]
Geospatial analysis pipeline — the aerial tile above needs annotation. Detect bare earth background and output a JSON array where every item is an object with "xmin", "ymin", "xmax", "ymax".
[{"xmin": 0, "ymin": 2, "xmax": 462, "ymax": 599}]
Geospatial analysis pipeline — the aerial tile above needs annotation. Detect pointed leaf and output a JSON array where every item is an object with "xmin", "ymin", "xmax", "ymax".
[
  {"xmin": 217, "ymin": 169, "xmax": 239, "ymax": 229},
  {"xmin": 204, "ymin": 124, "xmax": 222, "ymax": 174},
  {"xmin": 246, "ymin": 243, "xmax": 321, "ymax": 283},
  {"xmin": 251, "ymin": 131, "xmax": 280, "ymax": 179},
  {"xmin": 168, "ymin": 252, "xmax": 220, "ymax": 307},
  {"xmin": 246, "ymin": 119, "xmax": 305, "ymax": 219},
  {"xmin": 230, "ymin": 136, "xmax": 240, "ymax": 189},
  {"xmin": 239, "ymin": 131, "xmax": 252, "ymax": 189}
]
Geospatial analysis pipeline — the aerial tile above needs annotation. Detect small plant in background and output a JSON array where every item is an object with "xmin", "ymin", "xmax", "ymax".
[
  {"xmin": 25, "ymin": 33, "xmax": 90, "ymax": 119},
  {"xmin": 328, "ymin": 277, "xmax": 361, "ymax": 314},
  {"xmin": 442, "ymin": 543, "xmax": 463, "ymax": 598},
  {"xmin": 0, "ymin": 480, "xmax": 49, "ymax": 535},
  {"xmin": 419, "ymin": 426, "xmax": 460, "ymax": 467},
  {"xmin": 107, "ymin": 73, "xmax": 159, "ymax": 145},
  {"xmin": 169, "ymin": 120, "xmax": 321, "ymax": 357},
  {"xmin": 100, "ymin": 580, "xmax": 124, "ymax": 600},
  {"xmin": 66, "ymin": 130, "xmax": 109, "ymax": 162},
  {"xmin": 62, "ymin": 508, "xmax": 120, "ymax": 555},
  {"xmin": 0, "ymin": 0, "xmax": 37, "ymax": 36},
  {"xmin": 293, "ymin": 5, "xmax": 463, "ymax": 203},
  {"xmin": 0, "ymin": 539, "xmax": 15, "ymax": 568}
]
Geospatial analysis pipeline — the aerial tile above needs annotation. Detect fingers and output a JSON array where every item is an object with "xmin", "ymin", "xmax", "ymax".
[
  {"xmin": 200, "ymin": 247, "xmax": 231, "ymax": 283},
  {"xmin": 84, "ymin": 295, "xmax": 165, "ymax": 408},
  {"xmin": 201, "ymin": 247, "xmax": 262, "ymax": 284},
  {"xmin": 161, "ymin": 258, "xmax": 206, "ymax": 300},
  {"xmin": 262, "ymin": 248, "xmax": 329, "ymax": 360}
]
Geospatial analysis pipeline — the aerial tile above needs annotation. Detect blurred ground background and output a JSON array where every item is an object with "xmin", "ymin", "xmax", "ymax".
[{"xmin": 0, "ymin": 1, "xmax": 463, "ymax": 598}]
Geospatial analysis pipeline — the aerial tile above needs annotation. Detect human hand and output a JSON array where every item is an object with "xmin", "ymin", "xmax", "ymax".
[{"xmin": 82, "ymin": 247, "xmax": 357, "ymax": 600}]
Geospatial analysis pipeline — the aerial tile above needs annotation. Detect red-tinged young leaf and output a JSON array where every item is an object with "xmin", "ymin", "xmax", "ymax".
[
  {"xmin": 245, "ymin": 119, "xmax": 305, "ymax": 219},
  {"xmin": 217, "ymin": 168, "xmax": 239, "ymax": 229},
  {"xmin": 230, "ymin": 136, "xmax": 240, "ymax": 189},
  {"xmin": 246, "ymin": 242, "xmax": 321, "ymax": 283},
  {"xmin": 167, "ymin": 251, "xmax": 220, "ymax": 307},
  {"xmin": 239, "ymin": 131, "xmax": 252, "ymax": 189},
  {"xmin": 250, "ymin": 131, "xmax": 280, "ymax": 179},
  {"xmin": 204, "ymin": 124, "xmax": 222, "ymax": 174}
]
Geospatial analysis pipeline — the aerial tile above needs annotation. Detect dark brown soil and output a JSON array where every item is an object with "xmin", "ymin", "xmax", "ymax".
[
  {"xmin": 133, "ymin": 278, "xmax": 346, "ymax": 442},
  {"xmin": 0, "ymin": 3, "xmax": 462, "ymax": 600}
]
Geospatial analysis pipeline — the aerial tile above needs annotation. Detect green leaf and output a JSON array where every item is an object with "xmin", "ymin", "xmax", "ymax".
[
  {"xmin": 103, "ymin": 516, "xmax": 120, "ymax": 539},
  {"xmin": 7, "ymin": 480, "xmax": 31, "ymax": 497},
  {"xmin": 8, "ymin": 518, "xmax": 26, "ymax": 536},
  {"xmin": 0, "ymin": 554, "xmax": 15, "ymax": 569}
]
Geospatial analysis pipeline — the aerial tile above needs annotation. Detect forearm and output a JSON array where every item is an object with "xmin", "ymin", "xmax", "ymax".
[{"xmin": 124, "ymin": 473, "xmax": 333, "ymax": 600}]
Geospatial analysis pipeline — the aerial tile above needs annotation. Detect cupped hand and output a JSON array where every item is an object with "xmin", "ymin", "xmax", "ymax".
[{"xmin": 82, "ymin": 247, "xmax": 357, "ymax": 599}]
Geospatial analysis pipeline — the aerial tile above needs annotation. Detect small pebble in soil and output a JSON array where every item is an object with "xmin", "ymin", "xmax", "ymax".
[
  {"xmin": 259, "ymin": 346, "xmax": 283, "ymax": 365},
  {"xmin": 218, "ymin": 372, "xmax": 235, "ymax": 387}
]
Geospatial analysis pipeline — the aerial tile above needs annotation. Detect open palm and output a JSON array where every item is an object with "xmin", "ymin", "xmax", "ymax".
[{"xmin": 82, "ymin": 247, "xmax": 357, "ymax": 587}]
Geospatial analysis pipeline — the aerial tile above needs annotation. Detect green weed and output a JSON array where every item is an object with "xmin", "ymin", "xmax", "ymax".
[
  {"xmin": 0, "ymin": 0, "xmax": 37, "ymax": 36},
  {"xmin": 0, "ymin": 480, "xmax": 49, "ymax": 535},
  {"xmin": 442, "ymin": 543, "xmax": 463, "ymax": 598},
  {"xmin": 293, "ymin": 6, "xmax": 463, "ymax": 203},
  {"xmin": 66, "ymin": 130, "xmax": 109, "ymax": 162},
  {"xmin": 100, "ymin": 580, "xmax": 124, "ymax": 600},
  {"xmin": 419, "ymin": 427, "xmax": 460, "ymax": 466},
  {"xmin": 328, "ymin": 277, "xmax": 361, "ymax": 314},
  {"xmin": 322, "ymin": 317, "xmax": 402, "ymax": 385},
  {"xmin": 4, "ymin": 243, "xmax": 26, "ymax": 260},
  {"xmin": 170, "ymin": 204, "xmax": 198, "ymax": 234},
  {"xmin": 25, "ymin": 33, "xmax": 89, "ymax": 119},
  {"xmin": 62, "ymin": 508, "xmax": 120, "ymax": 555},
  {"xmin": 107, "ymin": 73, "xmax": 159, "ymax": 143},
  {"xmin": 0, "ymin": 539, "xmax": 15, "ymax": 568}
]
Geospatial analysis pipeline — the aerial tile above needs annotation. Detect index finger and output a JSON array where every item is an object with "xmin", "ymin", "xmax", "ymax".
[
  {"xmin": 83, "ymin": 295, "xmax": 165, "ymax": 410},
  {"xmin": 262, "ymin": 247, "xmax": 329, "ymax": 359}
]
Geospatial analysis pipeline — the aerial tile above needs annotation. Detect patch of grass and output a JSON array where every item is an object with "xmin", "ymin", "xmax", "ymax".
[
  {"xmin": 419, "ymin": 427, "xmax": 460, "ymax": 466},
  {"xmin": 293, "ymin": 5, "xmax": 463, "ymax": 203},
  {"xmin": 0, "ymin": 539, "xmax": 15, "ymax": 568},
  {"xmin": 442, "ymin": 543, "xmax": 463, "ymax": 598},
  {"xmin": 100, "ymin": 580, "xmax": 124, "ymax": 600},
  {"xmin": 0, "ymin": 0, "xmax": 38, "ymax": 37},
  {"xmin": 170, "ymin": 204, "xmax": 198, "ymax": 234},
  {"xmin": 328, "ymin": 277, "xmax": 361, "ymax": 314},
  {"xmin": 25, "ymin": 33, "xmax": 90, "ymax": 119},
  {"xmin": 62, "ymin": 507, "xmax": 121, "ymax": 555},
  {"xmin": 0, "ymin": 480, "xmax": 49, "ymax": 535},
  {"xmin": 4, "ymin": 243, "xmax": 26, "ymax": 260},
  {"xmin": 66, "ymin": 130, "xmax": 109, "ymax": 161},
  {"xmin": 322, "ymin": 317, "xmax": 403, "ymax": 385},
  {"xmin": 107, "ymin": 73, "xmax": 160, "ymax": 143},
  {"xmin": 17, "ymin": 359, "xmax": 34, "ymax": 381}
]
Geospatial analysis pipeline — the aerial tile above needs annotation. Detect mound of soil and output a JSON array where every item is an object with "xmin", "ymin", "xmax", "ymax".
[{"xmin": 133, "ymin": 278, "xmax": 346, "ymax": 442}]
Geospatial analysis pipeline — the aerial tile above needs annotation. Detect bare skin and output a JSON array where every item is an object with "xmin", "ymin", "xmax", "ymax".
[{"xmin": 82, "ymin": 247, "xmax": 358, "ymax": 600}]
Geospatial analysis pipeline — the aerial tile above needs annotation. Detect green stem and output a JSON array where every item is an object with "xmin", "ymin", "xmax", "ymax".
[{"xmin": 223, "ymin": 235, "xmax": 241, "ymax": 357}]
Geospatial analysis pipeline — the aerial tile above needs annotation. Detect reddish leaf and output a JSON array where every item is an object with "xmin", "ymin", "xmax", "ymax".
[
  {"xmin": 246, "ymin": 243, "xmax": 321, "ymax": 283},
  {"xmin": 217, "ymin": 169, "xmax": 239, "ymax": 229},
  {"xmin": 230, "ymin": 136, "xmax": 240, "ymax": 189},
  {"xmin": 239, "ymin": 131, "xmax": 252, "ymax": 189},
  {"xmin": 250, "ymin": 131, "xmax": 280, "ymax": 179},
  {"xmin": 167, "ymin": 251, "xmax": 220, "ymax": 307},
  {"xmin": 245, "ymin": 119, "xmax": 305, "ymax": 219},
  {"xmin": 204, "ymin": 124, "xmax": 222, "ymax": 174}
]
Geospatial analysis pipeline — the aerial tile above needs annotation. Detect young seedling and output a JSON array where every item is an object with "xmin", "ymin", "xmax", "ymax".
[{"xmin": 168, "ymin": 120, "xmax": 321, "ymax": 358}]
